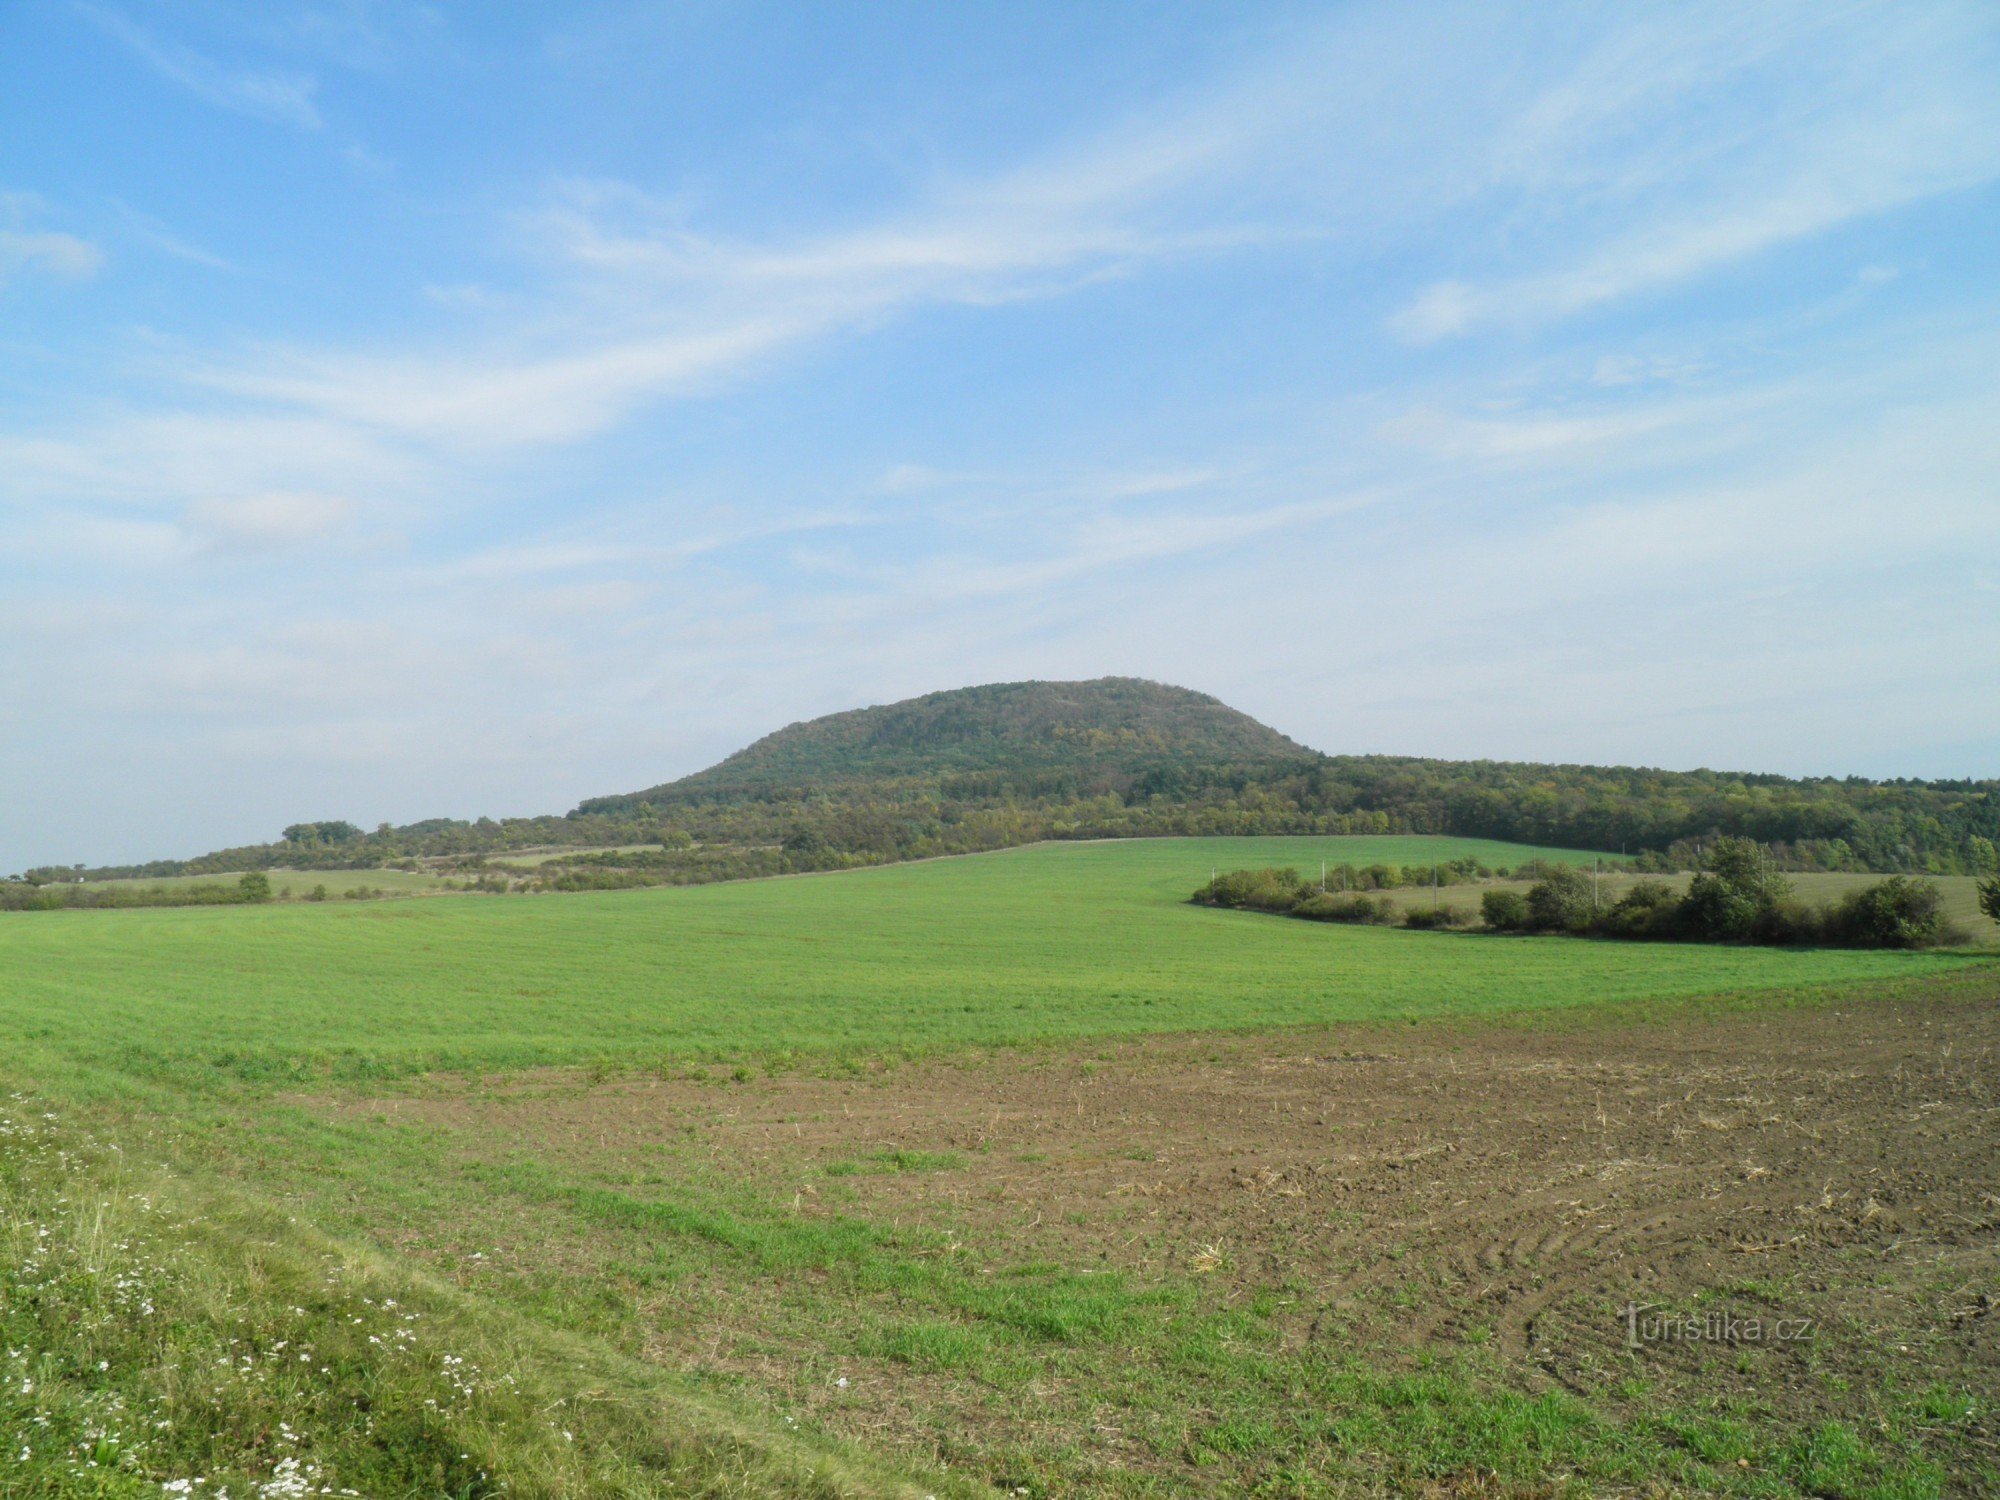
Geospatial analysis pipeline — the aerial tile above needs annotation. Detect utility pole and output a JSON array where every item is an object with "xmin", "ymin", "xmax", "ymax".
[
  {"xmin": 1321, "ymin": 860, "xmax": 1327, "ymax": 893},
  {"xmin": 1593, "ymin": 857, "xmax": 1600, "ymax": 914}
]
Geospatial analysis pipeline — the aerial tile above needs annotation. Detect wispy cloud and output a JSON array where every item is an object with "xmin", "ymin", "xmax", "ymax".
[
  {"xmin": 7, "ymin": 1, "xmax": 1999, "ymax": 866},
  {"xmin": 0, "ymin": 191, "xmax": 104, "ymax": 283},
  {"xmin": 107, "ymin": 199, "xmax": 238, "ymax": 272},
  {"xmin": 1393, "ymin": 2, "xmax": 2000, "ymax": 340},
  {"xmin": 76, "ymin": 2, "xmax": 324, "ymax": 129},
  {"xmin": 0, "ymin": 228, "xmax": 103, "ymax": 282},
  {"xmin": 181, "ymin": 491, "xmax": 356, "ymax": 553}
]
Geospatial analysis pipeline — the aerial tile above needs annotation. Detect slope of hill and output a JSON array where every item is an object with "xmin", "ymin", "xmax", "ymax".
[
  {"xmin": 580, "ymin": 678, "xmax": 1314, "ymax": 811},
  {"xmin": 14, "ymin": 678, "xmax": 1998, "ymax": 888}
]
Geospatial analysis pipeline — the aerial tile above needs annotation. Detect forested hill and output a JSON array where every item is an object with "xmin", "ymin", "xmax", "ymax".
[
  {"xmin": 579, "ymin": 678, "xmax": 1316, "ymax": 810},
  {"xmin": 18, "ymin": 679, "xmax": 2000, "ymax": 884}
]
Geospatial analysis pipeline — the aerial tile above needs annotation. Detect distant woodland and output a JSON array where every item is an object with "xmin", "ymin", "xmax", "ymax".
[{"xmin": 13, "ymin": 680, "xmax": 1998, "ymax": 892}]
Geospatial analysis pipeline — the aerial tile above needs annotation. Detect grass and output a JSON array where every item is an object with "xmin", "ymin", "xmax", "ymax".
[
  {"xmin": 3, "ymin": 834, "xmax": 1993, "ymax": 1497},
  {"xmin": 0, "ymin": 1098, "xmax": 955, "ymax": 1499},
  {"xmin": 488, "ymin": 844, "xmax": 669, "ymax": 868},
  {"xmin": 78, "ymin": 866, "xmax": 452, "ymax": 898},
  {"xmin": 0, "ymin": 836, "xmax": 1973, "ymax": 1091}
]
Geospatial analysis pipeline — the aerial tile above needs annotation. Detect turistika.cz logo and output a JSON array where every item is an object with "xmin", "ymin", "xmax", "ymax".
[{"xmin": 1622, "ymin": 1303, "xmax": 1814, "ymax": 1350}]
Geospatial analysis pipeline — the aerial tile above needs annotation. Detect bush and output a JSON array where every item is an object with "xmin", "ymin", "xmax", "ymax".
[
  {"xmin": 1194, "ymin": 867, "xmax": 1306, "ymax": 914},
  {"xmin": 1525, "ymin": 865, "xmax": 1594, "ymax": 932},
  {"xmin": 1751, "ymin": 898, "xmax": 1824, "ymax": 947},
  {"xmin": 1599, "ymin": 879, "xmax": 1680, "ymax": 940},
  {"xmin": 1402, "ymin": 903, "xmax": 1465, "ymax": 930},
  {"xmin": 237, "ymin": 872, "xmax": 273, "ymax": 903},
  {"xmin": 1192, "ymin": 859, "xmax": 1965, "ymax": 953},
  {"xmin": 1823, "ymin": 877, "xmax": 1946, "ymax": 949},
  {"xmin": 1679, "ymin": 836, "xmax": 1790, "ymax": 941},
  {"xmin": 1292, "ymin": 891, "xmax": 1393, "ymax": 924}
]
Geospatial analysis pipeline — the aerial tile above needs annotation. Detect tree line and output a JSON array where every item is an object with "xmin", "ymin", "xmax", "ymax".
[
  {"xmin": 1195, "ymin": 839, "xmax": 1994, "ymax": 950},
  {"xmin": 14, "ymin": 749, "xmax": 1998, "ymax": 894},
  {"xmin": 0, "ymin": 872, "xmax": 279, "ymax": 911}
]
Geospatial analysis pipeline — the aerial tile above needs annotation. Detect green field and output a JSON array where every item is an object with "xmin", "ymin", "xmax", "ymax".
[
  {"xmin": 2, "ymin": 835, "xmax": 1964, "ymax": 1090},
  {"xmin": 3, "ymin": 835, "xmax": 1994, "ymax": 1499}
]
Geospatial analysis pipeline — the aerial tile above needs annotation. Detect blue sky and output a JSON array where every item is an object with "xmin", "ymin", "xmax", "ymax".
[{"xmin": 3, "ymin": 1, "xmax": 1998, "ymax": 870}]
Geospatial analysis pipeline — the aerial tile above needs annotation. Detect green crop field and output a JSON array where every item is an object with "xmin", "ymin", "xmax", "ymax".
[
  {"xmin": 3, "ymin": 836, "xmax": 1994, "ymax": 1499},
  {"xmin": 0, "ymin": 834, "xmax": 1962, "ymax": 1090}
]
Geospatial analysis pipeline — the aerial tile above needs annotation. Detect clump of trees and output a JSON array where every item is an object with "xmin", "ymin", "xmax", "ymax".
[
  {"xmin": 1193, "ymin": 869, "xmax": 1438, "ymax": 930},
  {"xmin": 1195, "ymin": 839, "xmax": 1967, "ymax": 949},
  {"xmin": 1484, "ymin": 838, "xmax": 1958, "ymax": 948},
  {"xmin": 0, "ymin": 870, "xmax": 276, "ymax": 912}
]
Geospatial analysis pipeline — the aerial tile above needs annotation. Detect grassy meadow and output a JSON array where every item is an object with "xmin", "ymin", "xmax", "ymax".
[
  {"xmin": 0, "ymin": 835, "xmax": 1972, "ymax": 1090},
  {"xmin": 3, "ymin": 834, "xmax": 1994, "ymax": 1498}
]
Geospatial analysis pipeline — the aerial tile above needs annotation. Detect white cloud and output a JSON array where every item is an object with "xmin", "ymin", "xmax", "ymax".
[
  {"xmin": 0, "ymin": 191, "xmax": 104, "ymax": 282},
  {"xmin": 108, "ymin": 201, "xmax": 237, "ymax": 272},
  {"xmin": 76, "ymin": 3, "xmax": 324, "ymax": 129},
  {"xmin": 182, "ymin": 491, "xmax": 357, "ymax": 552},
  {"xmin": 8, "ymin": 1, "xmax": 2000, "ymax": 867},
  {"xmin": 0, "ymin": 409, "xmax": 415, "ymax": 515},
  {"xmin": 0, "ymin": 229, "xmax": 103, "ymax": 281},
  {"xmin": 1379, "ymin": 403, "xmax": 1698, "ymax": 465},
  {"xmin": 1393, "ymin": 1, "xmax": 2000, "ymax": 340}
]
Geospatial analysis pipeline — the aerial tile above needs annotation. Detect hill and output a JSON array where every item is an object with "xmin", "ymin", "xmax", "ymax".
[
  {"xmin": 579, "ymin": 677, "xmax": 1314, "ymax": 811},
  {"xmin": 12, "ymin": 677, "xmax": 1998, "ymax": 891}
]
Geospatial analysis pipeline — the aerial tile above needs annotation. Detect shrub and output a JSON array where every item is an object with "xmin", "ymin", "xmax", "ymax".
[
  {"xmin": 237, "ymin": 871, "xmax": 273, "ymax": 903},
  {"xmin": 1679, "ymin": 837, "xmax": 1789, "ymax": 942},
  {"xmin": 1525, "ymin": 865, "xmax": 1593, "ymax": 932},
  {"xmin": 1823, "ymin": 877, "xmax": 1947, "ymax": 949},
  {"xmin": 1599, "ymin": 879, "xmax": 1680, "ymax": 940},
  {"xmin": 1402, "ymin": 904, "xmax": 1465, "ymax": 930},
  {"xmin": 1293, "ymin": 891, "xmax": 1393, "ymax": 924},
  {"xmin": 1194, "ymin": 867, "xmax": 1306, "ymax": 913},
  {"xmin": 1481, "ymin": 889, "xmax": 1529, "ymax": 930},
  {"xmin": 1751, "ymin": 898, "xmax": 1824, "ymax": 947}
]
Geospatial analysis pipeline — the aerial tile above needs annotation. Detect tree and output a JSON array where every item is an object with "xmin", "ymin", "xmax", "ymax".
[
  {"xmin": 1826, "ymin": 877, "xmax": 1945, "ymax": 949},
  {"xmin": 1601, "ymin": 879, "xmax": 1680, "ymax": 939},
  {"xmin": 1680, "ymin": 836, "xmax": 1788, "ymax": 941},
  {"xmin": 1525, "ymin": 865, "xmax": 1593, "ymax": 931},
  {"xmin": 1978, "ymin": 877, "xmax": 2000, "ymax": 925},
  {"xmin": 1481, "ymin": 889, "xmax": 1529, "ymax": 930},
  {"xmin": 282, "ymin": 821, "xmax": 361, "ymax": 845},
  {"xmin": 237, "ymin": 872, "xmax": 273, "ymax": 903}
]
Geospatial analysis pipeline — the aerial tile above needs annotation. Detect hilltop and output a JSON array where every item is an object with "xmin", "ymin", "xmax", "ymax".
[{"xmin": 579, "ymin": 678, "xmax": 1314, "ymax": 811}]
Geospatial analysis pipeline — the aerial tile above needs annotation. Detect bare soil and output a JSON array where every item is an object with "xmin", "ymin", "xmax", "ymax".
[{"xmin": 323, "ymin": 972, "xmax": 2000, "ymax": 1487}]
